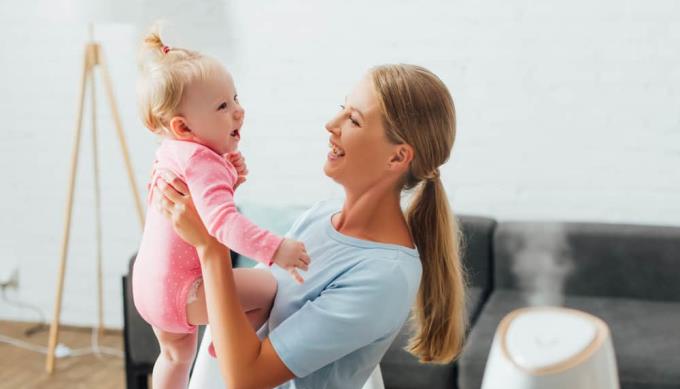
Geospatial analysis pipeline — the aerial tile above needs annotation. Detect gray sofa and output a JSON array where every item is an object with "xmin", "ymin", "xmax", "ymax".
[
  {"xmin": 458, "ymin": 221, "xmax": 680, "ymax": 389},
  {"xmin": 122, "ymin": 213, "xmax": 680, "ymax": 389}
]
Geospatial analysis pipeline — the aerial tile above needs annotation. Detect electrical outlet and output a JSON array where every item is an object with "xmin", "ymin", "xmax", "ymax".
[{"xmin": 0, "ymin": 266, "xmax": 19, "ymax": 289}]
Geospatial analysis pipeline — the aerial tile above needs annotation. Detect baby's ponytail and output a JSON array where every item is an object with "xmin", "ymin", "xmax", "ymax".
[{"xmin": 136, "ymin": 24, "xmax": 221, "ymax": 134}]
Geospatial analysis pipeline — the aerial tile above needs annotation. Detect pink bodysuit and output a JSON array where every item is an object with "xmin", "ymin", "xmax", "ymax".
[{"xmin": 132, "ymin": 139, "xmax": 283, "ymax": 334}]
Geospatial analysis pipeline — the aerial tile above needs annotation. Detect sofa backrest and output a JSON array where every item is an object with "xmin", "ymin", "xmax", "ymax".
[
  {"xmin": 380, "ymin": 215, "xmax": 496, "ymax": 389},
  {"xmin": 493, "ymin": 221, "xmax": 680, "ymax": 302},
  {"xmin": 458, "ymin": 215, "xmax": 496, "ymax": 293}
]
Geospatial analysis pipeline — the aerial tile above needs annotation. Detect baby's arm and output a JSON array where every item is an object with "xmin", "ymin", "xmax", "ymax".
[{"xmin": 184, "ymin": 147, "xmax": 283, "ymax": 265}]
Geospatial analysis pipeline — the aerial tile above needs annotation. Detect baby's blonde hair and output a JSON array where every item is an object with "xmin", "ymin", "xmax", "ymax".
[{"xmin": 137, "ymin": 26, "xmax": 223, "ymax": 134}]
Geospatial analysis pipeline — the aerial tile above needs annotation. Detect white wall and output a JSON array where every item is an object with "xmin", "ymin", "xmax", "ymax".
[{"xmin": 1, "ymin": 0, "xmax": 678, "ymax": 328}]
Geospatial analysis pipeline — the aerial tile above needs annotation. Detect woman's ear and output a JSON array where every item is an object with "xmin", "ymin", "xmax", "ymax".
[
  {"xmin": 169, "ymin": 116, "xmax": 193, "ymax": 139},
  {"xmin": 388, "ymin": 144, "xmax": 414, "ymax": 173}
]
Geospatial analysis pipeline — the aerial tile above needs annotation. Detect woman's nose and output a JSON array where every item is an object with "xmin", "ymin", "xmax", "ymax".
[{"xmin": 325, "ymin": 113, "xmax": 341, "ymax": 135}]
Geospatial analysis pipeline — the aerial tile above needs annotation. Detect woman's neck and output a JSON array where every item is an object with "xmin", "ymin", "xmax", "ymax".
[{"xmin": 333, "ymin": 185, "xmax": 415, "ymax": 249}]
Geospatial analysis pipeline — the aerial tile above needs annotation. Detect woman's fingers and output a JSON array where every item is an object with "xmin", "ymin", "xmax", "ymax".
[
  {"xmin": 157, "ymin": 179, "xmax": 187, "ymax": 204},
  {"xmin": 158, "ymin": 169, "xmax": 189, "ymax": 195},
  {"xmin": 155, "ymin": 194, "xmax": 173, "ymax": 219}
]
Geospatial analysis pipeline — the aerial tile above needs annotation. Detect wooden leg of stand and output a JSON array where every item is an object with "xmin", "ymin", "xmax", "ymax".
[
  {"xmin": 45, "ymin": 45, "xmax": 92, "ymax": 374},
  {"xmin": 89, "ymin": 55, "xmax": 105, "ymax": 338},
  {"xmin": 96, "ymin": 47, "xmax": 145, "ymax": 228}
]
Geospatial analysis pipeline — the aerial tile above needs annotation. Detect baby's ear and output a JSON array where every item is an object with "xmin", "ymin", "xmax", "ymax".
[{"xmin": 169, "ymin": 116, "xmax": 192, "ymax": 139}]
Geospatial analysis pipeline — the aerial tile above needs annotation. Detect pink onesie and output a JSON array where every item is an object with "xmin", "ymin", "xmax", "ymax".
[{"xmin": 132, "ymin": 139, "xmax": 283, "ymax": 334}]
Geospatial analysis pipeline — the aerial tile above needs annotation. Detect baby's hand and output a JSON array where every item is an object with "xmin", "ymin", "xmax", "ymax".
[
  {"xmin": 224, "ymin": 151, "xmax": 248, "ymax": 190},
  {"xmin": 272, "ymin": 239, "xmax": 311, "ymax": 284}
]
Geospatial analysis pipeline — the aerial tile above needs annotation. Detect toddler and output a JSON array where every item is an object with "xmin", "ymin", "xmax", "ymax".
[{"xmin": 132, "ymin": 29, "xmax": 310, "ymax": 389}]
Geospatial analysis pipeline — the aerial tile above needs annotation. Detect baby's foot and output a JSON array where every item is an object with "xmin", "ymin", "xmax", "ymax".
[{"xmin": 208, "ymin": 342, "xmax": 216, "ymax": 358}]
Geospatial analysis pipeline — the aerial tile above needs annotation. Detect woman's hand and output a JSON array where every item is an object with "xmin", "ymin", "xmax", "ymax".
[
  {"xmin": 154, "ymin": 169, "xmax": 213, "ymax": 249},
  {"xmin": 225, "ymin": 151, "xmax": 248, "ymax": 190}
]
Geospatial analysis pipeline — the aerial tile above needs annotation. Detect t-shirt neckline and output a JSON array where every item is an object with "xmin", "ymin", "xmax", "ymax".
[{"xmin": 325, "ymin": 211, "xmax": 419, "ymax": 257}]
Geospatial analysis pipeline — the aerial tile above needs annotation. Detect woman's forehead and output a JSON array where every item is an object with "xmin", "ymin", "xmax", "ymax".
[{"xmin": 348, "ymin": 76, "xmax": 379, "ymax": 115}]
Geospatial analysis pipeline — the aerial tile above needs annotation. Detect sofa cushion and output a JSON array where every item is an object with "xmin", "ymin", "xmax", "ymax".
[
  {"xmin": 493, "ymin": 222, "xmax": 680, "ymax": 302},
  {"xmin": 458, "ymin": 291, "xmax": 680, "ymax": 389}
]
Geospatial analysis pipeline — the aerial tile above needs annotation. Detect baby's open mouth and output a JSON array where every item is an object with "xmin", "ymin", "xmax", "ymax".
[{"xmin": 230, "ymin": 129, "xmax": 240, "ymax": 140}]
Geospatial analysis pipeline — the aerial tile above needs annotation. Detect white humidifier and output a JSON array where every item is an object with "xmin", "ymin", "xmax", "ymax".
[{"xmin": 481, "ymin": 307, "xmax": 619, "ymax": 389}]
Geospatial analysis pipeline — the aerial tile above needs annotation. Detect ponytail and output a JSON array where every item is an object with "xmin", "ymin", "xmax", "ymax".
[
  {"xmin": 370, "ymin": 64, "xmax": 467, "ymax": 363},
  {"xmin": 136, "ymin": 23, "xmax": 221, "ymax": 134},
  {"xmin": 405, "ymin": 178, "xmax": 467, "ymax": 363}
]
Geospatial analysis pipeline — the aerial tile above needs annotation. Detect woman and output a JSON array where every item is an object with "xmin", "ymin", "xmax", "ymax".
[{"xmin": 155, "ymin": 64, "xmax": 467, "ymax": 388}]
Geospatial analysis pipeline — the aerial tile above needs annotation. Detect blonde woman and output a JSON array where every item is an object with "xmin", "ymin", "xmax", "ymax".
[{"xmin": 155, "ymin": 64, "xmax": 467, "ymax": 388}]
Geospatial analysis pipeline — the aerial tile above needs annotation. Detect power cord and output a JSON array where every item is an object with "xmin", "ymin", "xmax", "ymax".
[{"xmin": 0, "ymin": 285, "xmax": 123, "ymax": 359}]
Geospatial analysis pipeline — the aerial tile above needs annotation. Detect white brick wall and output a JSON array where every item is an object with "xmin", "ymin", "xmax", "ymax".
[{"xmin": 1, "ymin": 0, "xmax": 678, "ymax": 328}]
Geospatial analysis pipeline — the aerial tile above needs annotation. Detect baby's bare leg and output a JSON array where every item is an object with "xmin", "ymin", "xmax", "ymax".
[
  {"xmin": 151, "ymin": 328, "xmax": 198, "ymax": 389},
  {"xmin": 186, "ymin": 268, "xmax": 277, "ymax": 329}
]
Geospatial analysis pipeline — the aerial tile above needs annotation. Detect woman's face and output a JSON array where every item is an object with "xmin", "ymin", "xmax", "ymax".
[{"xmin": 324, "ymin": 74, "xmax": 399, "ymax": 192}]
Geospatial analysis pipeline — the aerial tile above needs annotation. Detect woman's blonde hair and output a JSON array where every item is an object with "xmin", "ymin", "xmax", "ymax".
[
  {"xmin": 371, "ymin": 64, "xmax": 467, "ymax": 363},
  {"xmin": 137, "ymin": 25, "xmax": 223, "ymax": 134}
]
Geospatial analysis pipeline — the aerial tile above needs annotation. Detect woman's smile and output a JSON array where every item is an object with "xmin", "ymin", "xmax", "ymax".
[{"xmin": 328, "ymin": 140, "xmax": 346, "ymax": 161}]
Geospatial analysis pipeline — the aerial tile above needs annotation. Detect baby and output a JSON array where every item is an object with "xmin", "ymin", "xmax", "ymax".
[{"xmin": 132, "ymin": 29, "xmax": 309, "ymax": 389}]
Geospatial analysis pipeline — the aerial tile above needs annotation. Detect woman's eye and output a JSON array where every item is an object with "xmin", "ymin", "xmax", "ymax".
[
  {"xmin": 339, "ymin": 105, "xmax": 359, "ymax": 126},
  {"xmin": 218, "ymin": 102, "xmax": 228, "ymax": 110},
  {"xmin": 234, "ymin": 95, "xmax": 239, "ymax": 103}
]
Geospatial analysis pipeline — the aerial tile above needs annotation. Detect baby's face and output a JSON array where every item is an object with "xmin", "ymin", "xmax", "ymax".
[{"xmin": 179, "ymin": 66, "xmax": 244, "ymax": 155}]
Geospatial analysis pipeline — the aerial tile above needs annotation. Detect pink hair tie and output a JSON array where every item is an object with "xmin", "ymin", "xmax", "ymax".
[{"xmin": 162, "ymin": 45, "xmax": 171, "ymax": 54}]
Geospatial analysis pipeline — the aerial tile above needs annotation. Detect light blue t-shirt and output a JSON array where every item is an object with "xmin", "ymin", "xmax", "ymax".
[{"xmin": 257, "ymin": 200, "xmax": 422, "ymax": 389}]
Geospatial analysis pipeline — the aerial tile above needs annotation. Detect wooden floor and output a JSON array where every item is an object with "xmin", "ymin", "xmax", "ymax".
[{"xmin": 0, "ymin": 321, "xmax": 127, "ymax": 389}]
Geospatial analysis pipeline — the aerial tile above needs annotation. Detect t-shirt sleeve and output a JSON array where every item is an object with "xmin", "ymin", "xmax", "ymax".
[
  {"xmin": 183, "ymin": 147, "xmax": 284, "ymax": 264},
  {"xmin": 267, "ymin": 261, "xmax": 410, "ymax": 377}
]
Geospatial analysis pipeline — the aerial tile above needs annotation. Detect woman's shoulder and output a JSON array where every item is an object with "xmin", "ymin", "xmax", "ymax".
[
  {"xmin": 308, "ymin": 198, "xmax": 342, "ymax": 216},
  {"xmin": 329, "ymin": 254, "xmax": 421, "ymax": 330},
  {"xmin": 326, "ymin": 249, "xmax": 421, "ymax": 306},
  {"xmin": 355, "ymin": 250, "xmax": 422, "ymax": 288},
  {"xmin": 285, "ymin": 199, "xmax": 341, "ymax": 237}
]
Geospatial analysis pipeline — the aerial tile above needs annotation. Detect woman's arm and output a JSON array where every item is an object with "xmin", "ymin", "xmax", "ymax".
[
  {"xmin": 197, "ymin": 241, "xmax": 295, "ymax": 388},
  {"xmin": 155, "ymin": 177, "xmax": 295, "ymax": 389}
]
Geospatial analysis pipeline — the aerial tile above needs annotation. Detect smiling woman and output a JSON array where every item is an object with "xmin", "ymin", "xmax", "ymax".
[{"xmin": 154, "ymin": 63, "xmax": 467, "ymax": 388}]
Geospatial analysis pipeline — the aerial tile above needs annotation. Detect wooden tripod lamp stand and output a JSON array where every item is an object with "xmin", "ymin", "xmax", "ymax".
[{"xmin": 45, "ymin": 25, "xmax": 145, "ymax": 373}]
